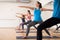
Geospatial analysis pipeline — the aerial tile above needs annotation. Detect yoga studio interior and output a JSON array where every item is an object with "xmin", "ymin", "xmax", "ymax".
[{"xmin": 0, "ymin": 0, "xmax": 60, "ymax": 40}]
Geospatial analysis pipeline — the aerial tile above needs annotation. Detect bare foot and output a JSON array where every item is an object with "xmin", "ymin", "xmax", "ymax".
[
  {"xmin": 22, "ymin": 36, "xmax": 28, "ymax": 39},
  {"xmin": 16, "ymin": 28, "xmax": 20, "ymax": 30},
  {"xmin": 49, "ymin": 35, "xmax": 53, "ymax": 38},
  {"xmin": 15, "ymin": 26, "xmax": 20, "ymax": 30}
]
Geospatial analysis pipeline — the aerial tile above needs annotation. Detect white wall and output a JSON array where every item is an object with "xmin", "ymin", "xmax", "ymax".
[
  {"xmin": 0, "ymin": 0, "xmax": 31, "ymax": 2},
  {"xmin": 39, "ymin": 0, "xmax": 53, "ymax": 6},
  {"xmin": 0, "ymin": 0, "xmax": 16, "ymax": 1}
]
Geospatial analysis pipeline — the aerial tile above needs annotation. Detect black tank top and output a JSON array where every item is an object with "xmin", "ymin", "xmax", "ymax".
[
  {"xmin": 21, "ymin": 15, "xmax": 25, "ymax": 22},
  {"xmin": 21, "ymin": 18, "xmax": 25, "ymax": 22}
]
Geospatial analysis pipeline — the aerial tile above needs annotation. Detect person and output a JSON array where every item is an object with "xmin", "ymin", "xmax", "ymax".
[
  {"xmin": 16, "ymin": 14, "xmax": 26, "ymax": 30},
  {"xmin": 16, "ymin": 10, "xmax": 37, "ymax": 31},
  {"xmin": 37, "ymin": 0, "xmax": 60, "ymax": 40},
  {"xmin": 18, "ymin": 1, "xmax": 53, "ymax": 38}
]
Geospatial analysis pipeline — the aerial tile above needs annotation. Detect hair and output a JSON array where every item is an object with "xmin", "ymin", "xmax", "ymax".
[
  {"xmin": 27, "ymin": 10, "xmax": 31, "ymax": 14},
  {"xmin": 37, "ymin": 1, "xmax": 42, "ymax": 9},
  {"xmin": 22, "ymin": 15, "xmax": 25, "ymax": 18}
]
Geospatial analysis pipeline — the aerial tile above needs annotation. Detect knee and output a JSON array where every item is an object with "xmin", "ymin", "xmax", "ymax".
[
  {"xmin": 27, "ymin": 24, "xmax": 31, "ymax": 27},
  {"xmin": 37, "ymin": 25, "xmax": 43, "ymax": 31}
]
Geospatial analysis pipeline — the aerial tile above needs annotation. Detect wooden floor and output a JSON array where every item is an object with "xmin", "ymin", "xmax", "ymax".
[
  {"xmin": 16, "ymin": 28, "xmax": 60, "ymax": 40},
  {"xmin": 0, "ymin": 28, "xmax": 16, "ymax": 40},
  {"xmin": 0, "ymin": 28, "xmax": 60, "ymax": 40}
]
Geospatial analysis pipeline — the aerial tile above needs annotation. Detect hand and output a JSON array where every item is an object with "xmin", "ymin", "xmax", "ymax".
[
  {"xmin": 18, "ymin": 6, "xmax": 24, "ymax": 8},
  {"xmin": 16, "ymin": 13, "xmax": 19, "ymax": 14}
]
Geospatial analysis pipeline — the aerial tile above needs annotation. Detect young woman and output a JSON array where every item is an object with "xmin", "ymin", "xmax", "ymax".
[
  {"xmin": 17, "ymin": 10, "xmax": 37, "ymax": 30},
  {"xmin": 16, "ymin": 14, "xmax": 26, "ymax": 30},
  {"xmin": 37, "ymin": 0, "xmax": 60, "ymax": 40},
  {"xmin": 18, "ymin": 1, "xmax": 53, "ymax": 38}
]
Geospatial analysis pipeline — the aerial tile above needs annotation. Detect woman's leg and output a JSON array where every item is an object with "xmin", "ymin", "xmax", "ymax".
[
  {"xmin": 44, "ymin": 29, "xmax": 51, "ymax": 36},
  {"xmin": 22, "ymin": 21, "xmax": 32, "ymax": 30},
  {"xmin": 22, "ymin": 24, "xmax": 24, "ymax": 30},
  {"xmin": 29, "ymin": 20, "xmax": 37, "ymax": 29},
  {"xmin": 56, "ymin": 24, "xmax": 60, "ymax": 30},
  {"xmin": 37, "ymin": 17, "xmax": 60, "ymax": 40},
  {"xmin": 18, "ymin": 22, "xmax": 24, "ymax": 30},
  {"xmin": 23, "ymin": 20, "xmax": 32, "ymax": 25},
  {"xmin": 23, "ymin": 21, "xmax": 37, "ymax": 38},
  {"xmin": 16, "ymin": 23, "xmax": 22, "ymax": 30},
  {"xmin": 20, "ymin": 21, "xmax": 29, "ymax": 30},
  {"xmin": 34, "ymin": 21, "xmax": 43, "ymax": 30},
  {"xmin": 34, "ymin": 25, "xmax": 37, "ymax": 29}
]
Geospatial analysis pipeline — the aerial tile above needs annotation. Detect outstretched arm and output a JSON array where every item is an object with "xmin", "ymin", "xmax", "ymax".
[
  {"xmin": 31, "ymin": 14, "xmax": 34, "ymax": 16},
  {"xmin": 18, "ymin": 6, "xmax": 34, "ymax": 10},
  {"xmin": 16, "ymin": 13, "xmax": 23, "ymax": 15},
  {"xmin": 41, "ymin": 8, "xmax": 53, "ymax": 11},
  {"xmin": 16, "ymin": 15, "xmax": 22, "ymax": 18},
  {"xmin": 16, "ymin": 13, "xmax": 28, "ymax": 16}
]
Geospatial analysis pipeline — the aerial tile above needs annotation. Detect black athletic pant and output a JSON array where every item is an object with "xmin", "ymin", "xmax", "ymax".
[
  {"xmin": 37, "ymin": 17, "xmax": 60, "ymax": 40},
  {"xmin": 26, "ymin": 21, "xmax": 51, "ymax": 37}
]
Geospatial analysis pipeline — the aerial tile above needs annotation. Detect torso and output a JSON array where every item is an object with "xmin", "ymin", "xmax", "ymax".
[
  {"xmin": 21, "ymin": 16, "xmax": 25, "ymax": 22},
  {"xmin": 22, "ymin": 18, "xmax": 25, "ymax": 22},
  {"xmin": 33, "ymin": 8, "xmax": 42, "ymax": 22},
  {"xmin": 26, "ymin": 14, "xmax": 32, "ymax": 21}
]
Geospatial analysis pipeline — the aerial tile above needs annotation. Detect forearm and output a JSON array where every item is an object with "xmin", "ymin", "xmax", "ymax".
[
  {"xmin": 41, "ymin": 8, "xmax": 53, "ymax": 11},
  {"xmin": 31, "ymin": 14, "xmax": 34, "ymax": 16},
  {"xmin": 16, "ymin": 13, "xmax": 23, "ymax": 15},
  {"xmin": 16, "ymin": 15, "xmax": 22, "ymax": 18},
  {"xmin": 45, "ymin": 9, "xmax": 53, "ymax": 11}
]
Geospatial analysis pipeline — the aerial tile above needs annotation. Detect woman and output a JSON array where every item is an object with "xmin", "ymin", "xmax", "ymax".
[
  {"xmin": 18, "ymin": 1, "xmax": 53, "ymax": 38},
  {"xmin": 37, "ymin": 0, "xmax": 60, "ymax": 40},
  {"xmin": 16, "ymin": 14, "xmax": 26, "ymax": 30},
  {"xmin": 21, "ymin": 10, "xmax": 33, "ymax": 26},
  {"xmin": 17, "ymin": 10, "xmax": 37, "ymax": 31}
]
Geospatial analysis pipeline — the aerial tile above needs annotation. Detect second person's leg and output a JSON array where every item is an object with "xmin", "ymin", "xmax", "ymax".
[
  {"xmin": 44, "ymin": 29, "xmax": 52, "ymax": 37},
  {"xmin": 23, "ymin": 21, "xmax": 37, "ymax": 38}
]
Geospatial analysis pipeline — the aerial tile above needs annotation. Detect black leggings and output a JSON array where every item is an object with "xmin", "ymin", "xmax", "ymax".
[
  {"xmin": 26, "ymin": 21, "xmax": 51, "ymax": 37},
  {"xmin": 37, "ymin": 17, "xmax": 60, "ymax": 40},
  {"xmin": 56, "ymin": 24, "xmax": 60, "ymax": 30}
]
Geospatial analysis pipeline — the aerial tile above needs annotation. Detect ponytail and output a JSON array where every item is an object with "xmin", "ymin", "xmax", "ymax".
[
  {"xmin": 37, "ymin": 1, "xmax": 42, "ymax": 9},
  {"xmin": 27, "ymin": 10, "xmax": 31, "ymax": 14}
]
